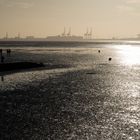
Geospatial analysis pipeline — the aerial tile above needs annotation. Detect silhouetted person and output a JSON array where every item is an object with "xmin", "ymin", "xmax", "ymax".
[
  {"xmin": 0, "ymin": 49, "xmax": 2, "ymax": 56},
  {"xmin": 7, "ymin": 49, "xmax": 11, "ymax": 56},
  {"xmin": 6, "ymin": 49, "xmax": 8, "ymax": 56},
  {"xmin": 9, "ymin": 49, "xmax": 11, "ymax": 56},
  {"xmin": 108, "ymin": 58, "xmax": 112, "ymax": 61},
  {"xmin": 1, "ymin": 55, "xmax": 5, "ymax": 63},
  {"xmin": 98, "ymin": 50, "xmax": 100, "ymax": 53}
]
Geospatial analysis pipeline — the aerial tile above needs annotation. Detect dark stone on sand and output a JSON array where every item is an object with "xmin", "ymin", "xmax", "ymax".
[{"xmin": 0, "ymin": 62, "xmax": 45, "ymax": 72}]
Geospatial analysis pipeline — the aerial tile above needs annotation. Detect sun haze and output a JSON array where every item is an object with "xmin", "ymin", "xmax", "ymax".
[{"xmin": 0, "ymin": 0, "xmax": 140, "ymax": 38}]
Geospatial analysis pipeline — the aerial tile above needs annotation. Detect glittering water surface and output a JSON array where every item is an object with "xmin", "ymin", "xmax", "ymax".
[
  {"xmin": 0, "ymin": 43, "xmax": 140, "ymax": 139},
  {"xmin": 114, "ymin": 45, "xmax": 140, "ymax": 65}
]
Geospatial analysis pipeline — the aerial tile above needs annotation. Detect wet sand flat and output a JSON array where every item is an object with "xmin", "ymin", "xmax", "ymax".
[{"xmin": 0, "ymin": 43, "xmax": 140, "ymax": 139}]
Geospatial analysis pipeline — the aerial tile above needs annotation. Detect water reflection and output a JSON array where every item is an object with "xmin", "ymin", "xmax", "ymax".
[
  {"xmin": 117, "ymin": 45, "xmax": 140, "ymax": 65},
  {"xmin": 0, "ymin": 45, "xmax": 140, "ymax": 139}
]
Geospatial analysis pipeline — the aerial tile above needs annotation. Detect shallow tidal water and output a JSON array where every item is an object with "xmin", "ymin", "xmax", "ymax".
[{"xmin": 0, "ymin": 43, "xmax": 140, "ymax": 139}]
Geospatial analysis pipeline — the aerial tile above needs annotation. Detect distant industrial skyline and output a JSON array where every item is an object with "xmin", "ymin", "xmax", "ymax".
[
  {"xmin": 0, "ymin": 0, "xmax": 140, "ymax": 38},
  {"xmin": 1, "ymin": 29, "xmax": 140, "ymax": 40},
  {"xmin": 0, "ymin": 27, "xmax": 93, "ymax": 39}
]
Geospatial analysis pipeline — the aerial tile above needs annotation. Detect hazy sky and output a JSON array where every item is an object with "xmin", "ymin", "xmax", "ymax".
[{"xmin": 0, "ymin": 0, "xmax": 140, "ymax": 38}]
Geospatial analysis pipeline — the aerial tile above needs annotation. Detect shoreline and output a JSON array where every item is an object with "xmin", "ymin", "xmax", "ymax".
[{"xmin": 0, "ymin": 40, "xmax": 140, "ymax": 47}]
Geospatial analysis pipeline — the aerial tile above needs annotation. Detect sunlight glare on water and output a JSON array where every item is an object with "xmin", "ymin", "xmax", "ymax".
[{"xmin": 117, "ymin": 45, "xmax": 140, "ymax": 65}]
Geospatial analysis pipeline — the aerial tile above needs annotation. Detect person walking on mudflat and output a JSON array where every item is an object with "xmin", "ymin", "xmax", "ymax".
[
  {"xmin": 7, "ymin": 49, "xmax": 11, "ymax": 56},
  {"xmin": 1, "ymin": 55, "xmax": 5, "ymax": 63},
  {"xmin": 0, "ymin": 49, "xmax": 2, "ymax": 56}
]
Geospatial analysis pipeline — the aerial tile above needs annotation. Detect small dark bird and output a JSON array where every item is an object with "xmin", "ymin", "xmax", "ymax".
[
  {"xmin": 98, "ymin": 50, "xmax": 100, "ymax": 53},
  {"xmin": 108, "ymin": 58, "xmax": 112, "ymax": 61}
]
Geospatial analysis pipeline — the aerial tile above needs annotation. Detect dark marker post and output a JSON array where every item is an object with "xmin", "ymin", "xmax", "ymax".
[
  {"xmin": 108, "ymin": 58, "xmax": 112, "ymax": 61},
  {"xmin": 1, "ymin": 76, "xmax": 4, "ymax": 82}
]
